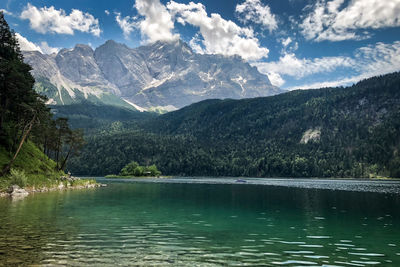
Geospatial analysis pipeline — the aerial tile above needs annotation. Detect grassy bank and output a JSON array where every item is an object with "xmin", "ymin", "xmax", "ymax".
[{"xmin": 0, "ymin": 141, "xmax": 96, "ymax": 192}]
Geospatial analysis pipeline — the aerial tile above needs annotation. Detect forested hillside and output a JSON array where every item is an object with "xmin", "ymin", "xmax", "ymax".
[
  {"xmin": 50, "ymin": 101, "xmax": 155, "ymax": 130},
  {"xmin": 0, "ymin": 12, "xmax": 79, "ymax": 190},
  {"xmin": 68, "ymin": 72, "xmax": 400, "ymax": 178}
]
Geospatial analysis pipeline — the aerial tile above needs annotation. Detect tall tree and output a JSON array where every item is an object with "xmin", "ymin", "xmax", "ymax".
[
  {"xmin": 59, "ymin": 129, "xmax": 85, "ymax": 171},
  {"xmin": 55, "ymin": 117, "xmax": 70, "ymax": 169},
  {"xmin": 0, "ymin": 11, "xmax": 51, "ymax": 175}
]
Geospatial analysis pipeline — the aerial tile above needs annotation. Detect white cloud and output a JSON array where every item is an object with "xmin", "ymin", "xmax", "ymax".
[
  {"xmin": 15, "ymin": 33, "xmax": 43, "ymax": 53},
  {"xmin": 115, "ymin": 12, "xmax": 138, "ymax": 39},
  {"xmin": 134, "ymin": 0, "xmax": 179, "ymax": 43},
  {"xmin": 20, "ymin": 3, "xmax": 101, "ymax": 36},
  {"xmin": 282, "ymin": 37, "xmax": 292, "ymax": 47},
  {"xmin": 266, "ymin": 72, "xmax": 285, "ymax": 87},
  {"xmin": 287, "ymin": 75, "xmax": 366, "ymax": 90},
  {"xmin": 105, "ymin": 10, "xmax": 110, "ymax": 16},
  {"xmin": 189, "ymin": 33, "xmax": 204, "ymax": 54},
  {"xmin": 235, "ymin": 0, "xmax": 278, "ymax": 32},
  {"xmin": 263, "ymin": 41, "xmax": 400, "ymax": 89},
  {"xmin": 0, "ymin": 9, "xmax": 13, "ymax": 16},
  {"xmin": 253, "ymin": 53, "xmax": 354, "ymax": 81},
  {"xmin": 39, "ymin": 41, "xmax": 60, "ymax": 54},
  {"xmin": 300, "ymin": 0, "xmax": 400, "ymax": 42},
  {"xmin": 16, "ymin": 33, "xmax": 60, "ymax": 55},
  {"xmin": 167, "ymin": 1, "xmax": 269, "ymax": 60},
  {"xmin": 355, "ymin": 41, "xmax": 400, "ymax": 77}
]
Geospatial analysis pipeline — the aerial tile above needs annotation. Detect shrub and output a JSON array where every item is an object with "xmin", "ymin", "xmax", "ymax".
[
  {"xmin": 120, "ymin": 161, "xmax": 139, "ymax": 176},
  {"xmin": 9, "ymin": 168, "xmax": 28, "ymax": 187},
  {"xmin": 119, "ymin": 161, "xmax": 161, "ymax": 176}
]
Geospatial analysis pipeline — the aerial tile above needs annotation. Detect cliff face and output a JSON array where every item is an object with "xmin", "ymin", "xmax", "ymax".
[{"xmin": 24, "ymin": 39, "xmax": 282, "ymax": 111}]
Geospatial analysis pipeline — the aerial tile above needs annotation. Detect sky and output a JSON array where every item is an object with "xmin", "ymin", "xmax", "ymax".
[{"xmin": 2, "ymin": 0, "xmax": 400, "ymax": 90}]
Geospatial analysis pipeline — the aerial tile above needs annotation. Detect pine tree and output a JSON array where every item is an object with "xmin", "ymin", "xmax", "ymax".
[{"xmin": 0, "ymin": 11, "xmax": 49, "ymax": 175}]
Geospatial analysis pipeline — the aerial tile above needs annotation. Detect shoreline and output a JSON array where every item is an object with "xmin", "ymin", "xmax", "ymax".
[
  {"xmin": 102, "ymin": 175, "xmax": 400, "ymax": 181},
  {"xmin": 105, "ymin": 175, "xmax": 171, "ymax": 179},
  {"xmin": 0, "ymin": 178, "xmax": 105, "ymax": 198}
]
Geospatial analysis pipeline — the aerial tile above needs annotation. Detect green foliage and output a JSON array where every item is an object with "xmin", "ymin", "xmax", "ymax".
[
  {"xmin": 120, "ymin": 161, "xmax": 139, "ymax": 176},
  {"xmin": 119, "ymin": 161, "xmax": 161, "ymax": 177},
  {"xmin": 0, "ymin": 13, "xmax": 80, "ymax": 188},
  {"xmin": 68, "ymin": 72, "xmax": 400, "ymax": 178},
  {"xmin": 50, "ymin": 101, "xmax": 155, "ymax": 130},
  {"xmin": 8, "ymin": 168, "xmax": 28, "ymax": 187},
  {"xmin": 0, "ymin": 141, "xmax": 64, "ymax": 191}
]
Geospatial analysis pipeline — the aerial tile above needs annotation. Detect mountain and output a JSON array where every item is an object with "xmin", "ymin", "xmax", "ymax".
[
  {"xmin": 67, "ymin": 72, "xmax": 400, "ymax": 178},
  {"xmin": 23, "ymin": 39, "xmax": 281, "ymax": 112}
]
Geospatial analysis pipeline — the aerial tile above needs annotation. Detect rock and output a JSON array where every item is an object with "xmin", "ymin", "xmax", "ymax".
[
  {"xmin": 8, "ymin": 185, "xmax": 29, "ymax": 196},
  {"xmin": 58, "ymin": 182, "xmax": 65, "ymax": 190},
  {"xmin": 300, "ymin": 127, "xmax": 322, "ymax": 144},
  {"xmin": 7, "ymin": 185, "xmax": 20, "ymax": 193},
  {"xmin": 60, "ymin": 175, "xmax": 80, "ymax": 182},
  {"xmin": 23, "ymin": 39, "xmax": 282, "ymax": 111}
]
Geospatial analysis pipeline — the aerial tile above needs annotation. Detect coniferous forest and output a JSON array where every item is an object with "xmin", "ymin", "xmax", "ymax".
[
  {"xmin": 67, "ymin": 72, "xmax": 400, "ymax": 178},
  {"xmin": 0, "ymin": 12, "xmax": 81, "ymax": 189},
  {"xmin": 1, "ymin": 10, "xmax": 400, "ymax": 180}
]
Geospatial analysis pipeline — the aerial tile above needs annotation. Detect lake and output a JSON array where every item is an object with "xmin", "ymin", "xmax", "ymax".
[{"xmin": 0, "ymin": 177, "xmax": 399, "ymax": 266}]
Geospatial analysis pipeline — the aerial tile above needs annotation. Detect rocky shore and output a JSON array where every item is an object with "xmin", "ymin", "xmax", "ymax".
[{"xmin": 0, "ymin": 176, "xmax": 106, "ymax": 199}]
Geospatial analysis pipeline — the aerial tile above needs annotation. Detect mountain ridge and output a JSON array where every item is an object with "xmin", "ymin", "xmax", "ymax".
[
  {"xmin": 68, "ymin": 72, "xmax": 400, "ymax": 178},
  {"xmin": 23, "ymin": 39, "xmax": 282, "ymax": 112}
]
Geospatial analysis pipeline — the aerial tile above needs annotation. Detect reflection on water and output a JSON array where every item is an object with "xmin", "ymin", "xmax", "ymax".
[{"xmin": 0, "ymin": 178, "xmax": 399, "ymax": 266}]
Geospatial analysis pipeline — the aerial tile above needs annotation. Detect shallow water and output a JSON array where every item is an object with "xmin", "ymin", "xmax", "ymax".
[{"xmin": 0, "ymin": 177, "xmax": 399, "ymax": 266}]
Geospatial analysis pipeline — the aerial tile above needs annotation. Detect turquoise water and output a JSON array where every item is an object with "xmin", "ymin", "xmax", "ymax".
[{"xmin": 0, "ymin": 178, "xmax": 399, "ymax": 266}]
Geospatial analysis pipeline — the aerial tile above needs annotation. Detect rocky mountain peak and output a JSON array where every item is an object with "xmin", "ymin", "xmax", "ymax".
[
  {"xmin": 24, "ymin": 39, "xmax": 282, "ymax": 112},
  {"xmin": 97, "ymin": 39, "xmax": 129, "ymax": 52},
  {"xmin": 73, "ymin": 44, "xmax": 94, "ymax": 55}
]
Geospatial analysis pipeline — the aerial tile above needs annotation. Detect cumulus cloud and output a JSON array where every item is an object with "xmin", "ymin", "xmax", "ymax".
[
  {"xmin": 16, "ymin": 33, "xmax": 60, "ymax": 54},
  {"xmin": 266, "ymin": 71, "xmax": 285, "ymax": 87},
  {"xmin": 105, "ymin": 10, "xmax": 110, "ymax": 16},
  {"xmin": 235, "ymin": 0, "xmax": 278, "ymax": 32},
  {"xmin": 134, "ymin": 0, "xmax": 179, "ymax": 43},
  {"xmin": 261, "ymin": 41, "xmax": 400, "ymax": 89},
  {"xmin": 20, "ymin": 3, "xmax": 101, "ymax": 36},
  {"xmin": 300, "ymin": 0, "xmax": 400, "ymax": 41},
  {"xmin": 15, "ymin": 33, "xmax": 42, "ymax": 53},
  {"xmin": 115, "ymin": 12, "xmax": 138, "ymax": 39},
  {"xmin": 39, "ymin": 41, "xmax": 60, "ymax": 54},
  {"xmin": 167, "ymin": 1, "xmax": 269, "ymax": 61}
]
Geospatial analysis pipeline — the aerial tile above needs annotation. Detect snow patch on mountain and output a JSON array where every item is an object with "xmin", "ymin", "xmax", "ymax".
[
  {"xmin": 122, "ymin": 98, "xmax": 147, "ymax": 112},
  {"xmin": 24, "ymin": 39, "xmax": 283, "ymax": 110}
]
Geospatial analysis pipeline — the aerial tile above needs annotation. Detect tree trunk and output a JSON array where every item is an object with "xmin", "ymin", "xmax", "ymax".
[
  {"xmin": 1, "ymin": 114, "xmax": 36, "ymax": 176},
  {"xmin": 56, "ymin": 135, "xmax": 61, "ymax": 169},
  {"xmin": 59, "ymin": 147, "xmax": 72, "ymax": 171}
]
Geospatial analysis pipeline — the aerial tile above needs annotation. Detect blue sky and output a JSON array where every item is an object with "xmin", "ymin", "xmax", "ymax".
[{"xmin": 2, "ymin": 0, "xmax": 400, "ymax": 89}]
